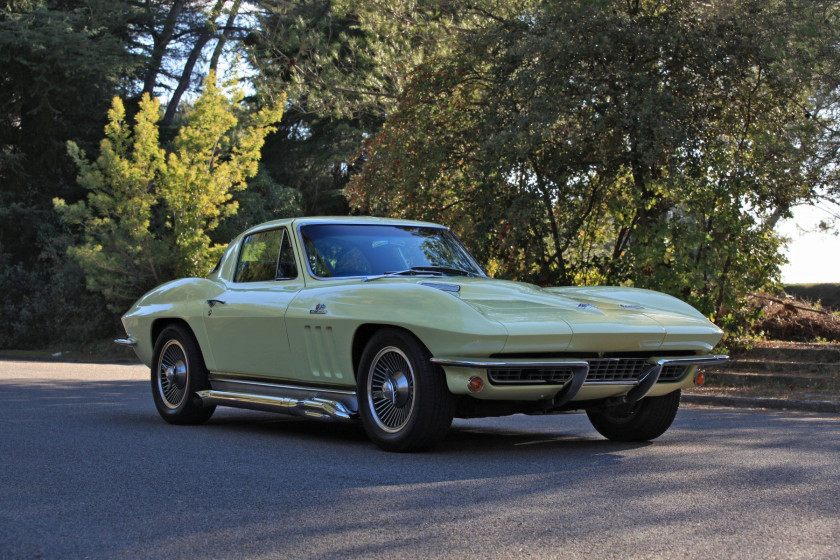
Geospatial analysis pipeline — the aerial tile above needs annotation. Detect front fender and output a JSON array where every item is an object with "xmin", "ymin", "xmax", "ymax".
[
  {"xmin": 121, "ymin": 278, "xmax": 223, "ymax": 368},
  {"xmin": 284, "ymin": 281, "xmax": 510, "ymax": 383}
]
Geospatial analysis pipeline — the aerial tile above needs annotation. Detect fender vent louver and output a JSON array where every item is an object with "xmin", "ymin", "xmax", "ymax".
[{"xmin": 419, "ymin": 282, "xmax": 461, "ymax": 295}]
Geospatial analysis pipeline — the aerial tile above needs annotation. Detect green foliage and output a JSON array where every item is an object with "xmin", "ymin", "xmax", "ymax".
[
  {"xmin": 346, "ymin": 63, "xmax": 488, "ymax": 249},
  {"xmin": 0, "ymin": 239, "xmax": 117, "ymax": 349},
  {"xmin": 0, "ymin": 1, "xmax": 140, "ymax": 348},
  {"xmin": 256, "ymin": 113, "xmax": 361, "ymax": 217},
  {"xmin": 249, "ymin": 0, "xmax": 518, "ymax": 218},
  {"xmin": 349, "ymin": 0, "xmax": 839, "ymax": 334},
  {"xmin": 0, "ymin": 0, "xmax": 139, "ymax": 263},
  {"xmin": 0, "ymin": 1, "xmax": 300, "ymax": 348},
  {"xmin": 211, "ymin": 165, "xmax": 301, "ymax": 243},
  {"xmin": 4, "ymin": 0, "xmax": 840, "ymax": 350},
  {"xmin": 251, "ymin": 0, "xmax": 501, "ymax": 118},
  {"xmin": 56, "ymin": 76, "xmax": 285, "ymax": 311},
  {"xmin": 56, "ymin": 94, "xmax": 169, "ymax": 309},
  {"xmin": 158, "ymin": 74, "xmax": 285, "ymax": 276}
]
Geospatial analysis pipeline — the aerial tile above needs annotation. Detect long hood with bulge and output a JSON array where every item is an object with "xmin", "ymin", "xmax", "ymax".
[{"xmin": 443, "ymin": 278, "xmax": 723, "ymax": 354}]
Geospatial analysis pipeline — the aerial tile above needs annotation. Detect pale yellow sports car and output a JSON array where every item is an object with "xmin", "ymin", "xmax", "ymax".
[{"xmin": 117, "ymin": 217, "xmax": 726, "ymax": 451}]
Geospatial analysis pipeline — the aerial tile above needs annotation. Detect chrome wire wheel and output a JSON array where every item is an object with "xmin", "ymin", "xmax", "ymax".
[
  {"xmin": 367, "ymin": 346, "xmax": 416, "ymax": 433},
  {"xmin": 157, "ymin": 339, "xmax": 189, "ymax": 409}
]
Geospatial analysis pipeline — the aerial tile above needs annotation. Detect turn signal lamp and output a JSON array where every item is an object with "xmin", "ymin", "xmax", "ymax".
[
  {"xmin": 467, "ymin": 376, "xmax": 484, "ymax": 393},
  {"xmin": 694, "ymin": 372, "xmax": 706, "ymax": 387}
]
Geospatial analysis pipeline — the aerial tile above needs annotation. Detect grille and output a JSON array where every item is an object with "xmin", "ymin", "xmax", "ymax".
[
  {"xmin": 486, "ymin": 360, "xmax": 691, "ymax": 385},
  {"xmin": 658, "ymin": 365, "xmax": 689, "ymax": 382},
  {"xmin": 488, "ymin": 368, "xmax": 575, "ymax": 385},
  {"xmin": 585, "ymin": 358, "xmax": 653, "ymax": 382}
]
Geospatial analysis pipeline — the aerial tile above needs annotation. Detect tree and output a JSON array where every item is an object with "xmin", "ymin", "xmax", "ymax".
[
  {"xmin": 56, "ymin": 94, "xmax": 168, "ymax": 308},
  {"xmin": 348, "ymin": 0, "xmax": 840, "ymax": 332},
  {"xmin": 0, "ymin": 0, "xmax": 138, "ymax": 264},
  {"xmin": 0, "ymin": 1, "xmax": 141, "ymax": 348},
  {"xmin": 56, "ymin": 74, "xmax": 285, "ymax": 310},
  {"xmin": 130, "ymin": 0, "xmax": 251, "ymax": 127},
  {"xmin": 247, "ymin": 0, "xmax": 523, "ymax": 217},
  {"xmin": 159, "ymin": 74, "xmax": 286, "ymax": 275}
]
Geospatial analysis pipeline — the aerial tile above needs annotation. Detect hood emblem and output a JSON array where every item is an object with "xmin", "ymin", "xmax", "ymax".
[{"xmin": 310, "ymin": 303, "xmax": 327, "ymax": 314}]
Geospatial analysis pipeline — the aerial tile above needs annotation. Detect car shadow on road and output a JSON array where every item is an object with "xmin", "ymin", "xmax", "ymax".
[
  {"xmin": 200, "ymin": 407, "xmax": 649, "ymax": 458},
  {"xmin": 0, "ymin": 376, "xmax": 656, "ymax": 457},
  {"xmin": 443, "ymin": 423, "xmax": 651, "ymax": 453}
]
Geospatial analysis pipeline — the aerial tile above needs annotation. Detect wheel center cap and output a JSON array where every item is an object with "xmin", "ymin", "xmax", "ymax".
[
  {"xmin": 164, "ymin": 362, "xmax": 187, "ymax": 389},
  {"xmin": 382, "ymin": 379, "xmax": 397, "ymax": 404},
  {"xmin": 381, "ymin": 371, "xmax": 410, "ymax": 407}
]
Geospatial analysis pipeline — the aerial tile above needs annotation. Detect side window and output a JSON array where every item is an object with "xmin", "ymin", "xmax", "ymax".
[
  {"xmin": 235, "ymin": 229, "xmax": 284, "ymax": 282},
  {"xmin": 276, "ymin": 229, "xmax": 298, "ymax": 279},
  {"xmin": 302, "ymin": 231, "xmax": 333, "ymax": 277}
]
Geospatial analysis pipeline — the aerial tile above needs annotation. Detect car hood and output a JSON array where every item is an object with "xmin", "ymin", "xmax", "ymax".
[{"xmin": 423, "ymin": 277, "xmax": 723, "ymax": 354}]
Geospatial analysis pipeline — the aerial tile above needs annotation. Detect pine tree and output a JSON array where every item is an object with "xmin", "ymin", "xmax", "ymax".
[{"xmin": 56, "ymin": 74, "xmax": 285, "ymax": 310}]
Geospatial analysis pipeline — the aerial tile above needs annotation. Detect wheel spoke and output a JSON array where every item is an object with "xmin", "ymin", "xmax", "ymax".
[{"xmin": 382, "ymin": 404, "xmax": 398, "ymax": 427}]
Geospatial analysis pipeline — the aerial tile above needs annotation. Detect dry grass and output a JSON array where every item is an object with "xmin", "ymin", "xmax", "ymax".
[{"xmin": 750, "ymin": 293, "xmax": 840, "ymax": 342}]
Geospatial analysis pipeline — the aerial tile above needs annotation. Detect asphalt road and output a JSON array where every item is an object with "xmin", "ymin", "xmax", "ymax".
[{"xmin": 1, "ymin": 360, "xmax": 838, "ymax": 559}]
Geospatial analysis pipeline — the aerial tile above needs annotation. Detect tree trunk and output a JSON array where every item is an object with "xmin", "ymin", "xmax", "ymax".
[
  {"xmin": 209, "ymin": 0, "xmax": 243, "ymax": 73},
  {"xmin": 142, "ymin": 0, "xmax": 187, "ymax": 95},
  {"xmin": 162, "ymin": 31, "xmax": 213, "ymax": 127},
  {"xmin": 161, "ymin": 0, "xmax": 227, "ymax": 127}
]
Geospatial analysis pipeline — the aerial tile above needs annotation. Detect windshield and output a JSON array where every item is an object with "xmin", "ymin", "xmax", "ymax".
[{"xmin": 299, "ymin": 224, "xmax": 485, "ymax": 279}]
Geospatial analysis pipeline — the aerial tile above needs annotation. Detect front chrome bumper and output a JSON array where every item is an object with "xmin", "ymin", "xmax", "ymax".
[
  {"xmin": 621, "ymin": 355, "xmax": 729, "ymax": 405},
  {"xmin": 432, "ymin": 354, "xmax": 729, "ymax": 405}
]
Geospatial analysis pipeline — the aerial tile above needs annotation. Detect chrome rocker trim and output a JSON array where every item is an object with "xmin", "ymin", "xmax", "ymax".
[
  {"xmin": 114, "ymin": 337, "xmax": 137, "ymax": 347},
  {"xmin": 209, "ymin": 376, "xmax": 357, "ymax": 398},
  {"xmin": 196, "ymin": 390, "xmax": 356, "ymax": 422},
  {"xmin": 199, "ymin": 376, "xmax": 359, "ymax": 423}
]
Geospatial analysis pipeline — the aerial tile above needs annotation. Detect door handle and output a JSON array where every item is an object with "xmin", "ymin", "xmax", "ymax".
[{"xmin": 207, "ymin": 299, "xmax": 226, "ymax": 307}]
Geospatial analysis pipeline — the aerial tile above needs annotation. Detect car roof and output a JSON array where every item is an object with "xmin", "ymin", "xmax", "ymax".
[{"xmin": 241, "ymin": 215, "xmax": 447, "ymax": 236}]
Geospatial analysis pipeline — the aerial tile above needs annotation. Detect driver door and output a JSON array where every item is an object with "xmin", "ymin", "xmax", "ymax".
[{"xmin": 203, "ymin": 226, "xmax": 303, "ymax": 378}]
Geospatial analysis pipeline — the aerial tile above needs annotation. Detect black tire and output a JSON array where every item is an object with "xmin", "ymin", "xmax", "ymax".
[
  {"xmin": 586, "ymin": 390, "xmax": 681, "ymax": 442},
  {"xmin": 151, "ymin": 324, "xmax": 215, "ymax": 425},
  {"xmin": 357, "ymin": 329, "xmax": 455, "ymax": 452}
]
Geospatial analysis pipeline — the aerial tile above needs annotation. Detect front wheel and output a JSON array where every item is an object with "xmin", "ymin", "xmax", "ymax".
[
  {"xmin": 357, "ymin": 329, "xmax": 455, "ymax": 452},
  {"xmin": 151, "ymin": 324, "xmax": 215, "ymax": 425},
  {"xmin": 586, "ymin": 390, "xmax": 681, "ymax": 442}
]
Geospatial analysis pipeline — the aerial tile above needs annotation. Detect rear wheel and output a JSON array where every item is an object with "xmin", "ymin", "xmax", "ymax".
[
  {"xmin": 586, "ymin": 390, "xmax": 681, "ymax": 442},
  {"xmin": 357, "ymin": 329, "xmax": 455, "ymax": 452},
  {"xmin": 151, "ymin": 324, "xmax": 215, "ymax": 425}
]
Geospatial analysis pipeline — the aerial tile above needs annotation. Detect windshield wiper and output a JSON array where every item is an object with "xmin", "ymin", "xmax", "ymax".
[
  {"xmin": 361, "ymin": 269, "xmax": 444, "ymax": 282},
  {"xmin": 409, "ymin": 265, "xmax": 479, "ymax": 277},
  {"xmin": 362, "ymin": 266, "xmax": 479, "ymax": 282}
]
